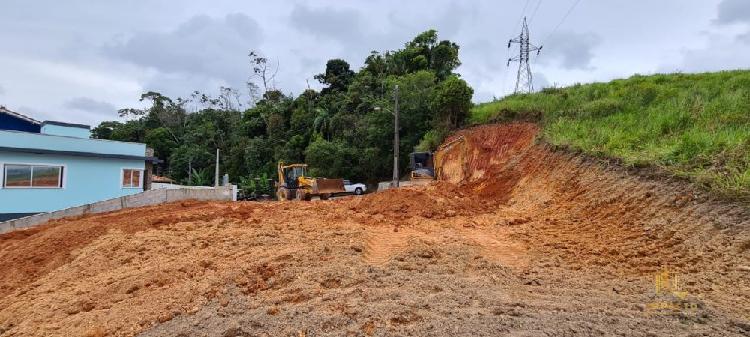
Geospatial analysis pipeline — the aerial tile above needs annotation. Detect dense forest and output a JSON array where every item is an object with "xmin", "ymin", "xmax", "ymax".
[{"xmin": 93, "ymin": 30, "xmax": 473, "ymax": 192}]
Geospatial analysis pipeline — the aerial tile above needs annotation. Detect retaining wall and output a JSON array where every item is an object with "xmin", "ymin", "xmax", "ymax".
[{"xmin": 0, "ymin": 185, "xmax": 237, "ymax": 234}]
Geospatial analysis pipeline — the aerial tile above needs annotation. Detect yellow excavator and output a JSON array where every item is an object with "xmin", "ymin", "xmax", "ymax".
[
  {"xmin": 409, "ymin": 135, "xmax": 467, "ymax": 182},
  {"xmin": 276, "ymin": 162, "xmax": 346, "ymax": 201}
]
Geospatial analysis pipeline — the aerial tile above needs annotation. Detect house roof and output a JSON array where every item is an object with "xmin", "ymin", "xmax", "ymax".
[
  {"xmin": 0, "ymin": 145, "xmax": 162, "ymax": 163},
  {"xmin": 41, "ymin": 120, "xmax": 91, "ymax": 130},
  {"xmin": 0, "ymin": 105, "xmax": 41, "ymax": 125}
]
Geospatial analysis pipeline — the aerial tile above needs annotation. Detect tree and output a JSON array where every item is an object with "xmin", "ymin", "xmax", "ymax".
[
  {"xmin": 169, "ymin": 145, "xmax": 214, "ymax": 182},
  {"xmin": 217, "ymin": 86, "xmax": 243, "ymax": 111},
  {"xmin": 431, "ymin": 76, "xmax": 474, "ymax": 129},
  {"xmin": 248, "ymin": 50, "xmax": 279, "ymax": 93},
  {"xmin": 289, "ymin": 89, "xmax": 318, "ymax": 137},
  {"xmin": 388, "ymin": 30, "xmax": 461, "ymax": 79},
  {"xmin": 389, "ymin": 70, "xmax": 437, "ymax": 136},
  {"xmin": 91, "ymin": 121, "xmax": 121, "ymax": 139},
  {"xmin": 312, "ymin": 108, "xmax": 331, "ymax": 140},
  {"xmin": 144, "ymin": 127, "xmax": 178, "ymax": 169},
  {"xmin": 304, "ymin": 138, "xmax": 355, "ymax": 178},
  {"xmin": 431, "ymin": 40, "xmax": 461, "ymax": 80},
  {"xmin": 315, "ymin": 59, "xmax": 355, "ymax": 94},
  {"xmin": 106, "ymin": 120, "xmax": 146, "ymax": 143},
  {"xmin": 364, "ymin": 51, "xmax": 387, "ymax": 77},
  {"xmin": 242, "ymin": 137, "xmax": 274, "ymax": 176},
  {"xmin": 243, "ymin": 108, "xmax": 267, "ymax": 138}
]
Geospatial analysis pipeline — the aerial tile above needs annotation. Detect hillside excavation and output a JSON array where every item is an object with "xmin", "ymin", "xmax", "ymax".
[{"xmin": 0, "ymin": 123, "xmax": 749, "ymax": 336}]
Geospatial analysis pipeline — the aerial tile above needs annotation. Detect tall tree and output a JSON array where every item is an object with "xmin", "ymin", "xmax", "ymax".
[
  {"xmin": 315, "ymin": 59, "xmax": 355, "ymax": 94},
  {"xmin": 431, "ymin": 76, "xmax": 473, "ymax": 129},
  {"xmin": 248, "ymin": 50, "xmax": 279, "ymax": 93}
]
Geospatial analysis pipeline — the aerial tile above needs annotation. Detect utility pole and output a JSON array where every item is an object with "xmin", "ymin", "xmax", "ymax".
[
  {"xmin": 214, "ymin": 149, "xmax": 220, "ymax": 187},
  {"xmin": 508, "ymin": 17, "xmax": 542, "ymax": 94},
  {"xmin": 392, "ymin": 85, "xmax": 400, "ymax": 188}
]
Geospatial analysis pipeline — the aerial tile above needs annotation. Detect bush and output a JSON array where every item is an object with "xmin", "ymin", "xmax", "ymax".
[
  {"xmin": 415, "ymin": 129, "xmax": 449, "ymax": 152},
  {"xmin": 630, "ymin": 82, "xmax": 659, "ymax": 106},
  {"xmin": 578, "ymin": 98, "xmax": 624, "ymax": 118}
]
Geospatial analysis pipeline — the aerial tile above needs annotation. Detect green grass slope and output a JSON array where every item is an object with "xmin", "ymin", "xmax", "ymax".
[{"xmin": 471, "ymin": 70, "xmax": 750, "ymax": 201}]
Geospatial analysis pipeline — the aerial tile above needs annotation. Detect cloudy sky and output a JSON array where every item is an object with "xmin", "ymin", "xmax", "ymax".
[{"xmin": 1, "ymin": 0, "xmax": 749, "ymax": 125}]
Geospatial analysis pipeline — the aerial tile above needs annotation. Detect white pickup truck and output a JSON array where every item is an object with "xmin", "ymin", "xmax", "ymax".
[{"xmin": 343, "ymin": 180, "xmax": 367, "ymax": 195}]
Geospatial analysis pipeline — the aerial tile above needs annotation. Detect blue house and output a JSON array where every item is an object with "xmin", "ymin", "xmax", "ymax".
[{"xmin": 0, "ymin": 106, "xmax": 158, "ymax": 221}]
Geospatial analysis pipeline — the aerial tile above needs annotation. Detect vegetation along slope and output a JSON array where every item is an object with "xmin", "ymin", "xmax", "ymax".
[
  {"xmin": 92, "ymin": 27, "xmax": 749, "ymax": 202},
  {"xmin": 472, "ymin": 70, "xmax": 750, "ymax": 201}
]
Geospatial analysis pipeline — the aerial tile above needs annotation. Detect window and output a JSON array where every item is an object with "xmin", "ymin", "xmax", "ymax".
[
  {"xmin": 122, "ymin": 169, "xmax": 143, "ymax": 188},
  {"xmin": 3, "ymin": 164, "xmax": 63, "ymax": 188},
  {"xmin": 291, "ymin": 166, "xmax": 306, "ymax": 179}
]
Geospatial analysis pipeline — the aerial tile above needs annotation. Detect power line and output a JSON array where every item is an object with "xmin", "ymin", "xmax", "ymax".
[
  {"xmin": 512, "ymin": 0, "xmax": 532, "ymax": 32},
  {"xmin": 540, "ymin": 0, "xmax": 582, "ymax": 45},
  {"xmin": 500, "ymin": 45, "xmax": 512, "ymax": 95},
  {"xmin": 534, "ymin": 0, "xmax": 582, "ymax": 65},
  {"xmin": 529, "ymin": 0, "xmax": 543, "ymax": 24}
]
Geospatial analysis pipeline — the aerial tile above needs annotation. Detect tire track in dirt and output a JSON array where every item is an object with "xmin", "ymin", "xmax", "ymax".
[
  {"xmin": 362, "ymin": 229, "xmax": 412, "ymax": 265},
  {"xmin": 460, "ymin": 228, "xmax": 530, "ymax": 269},
  {"xmin": 2, "ymin": 122, "xmax": 749, "ymax": 336}
]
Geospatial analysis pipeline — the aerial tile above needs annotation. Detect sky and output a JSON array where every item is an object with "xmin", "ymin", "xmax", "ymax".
[{"xmin": 0, "ymin": 0, "xmax": 749, "ymax": 125}]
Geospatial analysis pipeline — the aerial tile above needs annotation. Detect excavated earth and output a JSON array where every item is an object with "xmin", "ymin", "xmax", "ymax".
[{"xmin": 1, "ymin": 123, "xmax": 749, "ymax": 336}]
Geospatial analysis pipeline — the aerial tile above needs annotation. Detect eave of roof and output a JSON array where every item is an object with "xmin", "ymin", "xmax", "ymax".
[
  {"xmin": 0, "ymin": 146, "xmax": 162, "ymax": 163},
  {"xmin": 41, "ymin": 120, "xmax": 91, "ymax": 130},
  {"xmin": 0, "ymin": 106, "xmax": 41, "ymax": 125}
]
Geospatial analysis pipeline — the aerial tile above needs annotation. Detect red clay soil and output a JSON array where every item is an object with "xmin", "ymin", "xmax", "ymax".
[
  {"xmin": 0, "ymin": 122, "xmax": 749, "ymax": 337},
  {"xmin": 438, "ymin": 123, "xmax": 539, "ymax": 201}
]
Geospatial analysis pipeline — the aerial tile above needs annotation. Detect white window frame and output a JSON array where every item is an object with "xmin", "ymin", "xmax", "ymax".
[
  {"xmin": 121, "ymin": 168, "xmax": 144, "ymax": 189},
  {"xmin": 2, "ymin": 163, "xmax": 66, "ymax": 189}
]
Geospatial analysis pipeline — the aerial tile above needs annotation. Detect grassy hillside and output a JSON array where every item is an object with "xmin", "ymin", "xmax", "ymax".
[{"xmin": 471, "ymin": 70, "xmax": 750, "ymax": 201}]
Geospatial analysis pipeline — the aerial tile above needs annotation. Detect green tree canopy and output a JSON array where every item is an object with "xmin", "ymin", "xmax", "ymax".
[
  {"xmin": 315, "ymin": 59, "xmax": 355, "ymax": 94},
  {"xmin": 93, "ymin": 29, "xmax": 473, "ymax": 186}
]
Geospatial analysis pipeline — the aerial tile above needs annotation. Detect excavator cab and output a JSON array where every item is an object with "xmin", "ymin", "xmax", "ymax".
[
  {"xmin": 281, "ymin": 165, "xmax": 306, "ymax": 189},
  {"xmin": 409, "ymin": 152, "xmax": 435, "ymax": 180}
]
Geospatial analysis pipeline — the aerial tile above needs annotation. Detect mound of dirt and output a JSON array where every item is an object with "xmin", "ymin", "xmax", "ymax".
[
  {"xmin": 350, "ymin": 181, "xmax": 489, "ymax": 223},
  {"xmin": 0, "ymin": 200, "xmax": 222, "ymax": 299},
  {"xmin": 0, "ymin": 123, "xmax": 748, "ymax": 337}
]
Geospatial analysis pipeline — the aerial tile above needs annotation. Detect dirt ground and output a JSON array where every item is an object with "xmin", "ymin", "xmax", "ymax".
[{"xmin": 1, "ymin": 123, "xmax": 749, "ymax": 337}]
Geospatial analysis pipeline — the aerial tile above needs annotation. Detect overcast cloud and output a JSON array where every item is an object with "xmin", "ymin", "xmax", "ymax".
[
  {"xmin": 715, "ymin": 0, "xmax": 750, "ymax": 24},
  {"xmin": 538, "ymin": 32, "xmax": 601, "ymax": 70},
  {"xmin": 64, "ymin": 97, "xmax": 117, "ymax": 115},
  {"xmin": 0, "ymin": 0, "xmax": 748, "ymax": 125}
]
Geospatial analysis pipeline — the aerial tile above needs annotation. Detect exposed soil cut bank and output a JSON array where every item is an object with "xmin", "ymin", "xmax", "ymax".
[{"xmin": 0, "ymin": 123, "xmax": 748, "ymax": 336}]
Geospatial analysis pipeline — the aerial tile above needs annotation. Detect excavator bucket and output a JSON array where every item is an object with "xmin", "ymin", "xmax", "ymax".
[{"xmin": 314, "ymin": 178, "xmax": 346, "ymax": 194}]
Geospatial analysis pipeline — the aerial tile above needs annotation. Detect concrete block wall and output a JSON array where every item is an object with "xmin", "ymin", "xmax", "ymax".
[{"xmin": 0, "ymin": 186, "xmax": 236, "ymax": 234}]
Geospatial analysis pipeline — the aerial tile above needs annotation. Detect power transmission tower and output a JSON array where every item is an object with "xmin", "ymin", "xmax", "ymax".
[{"xmin": 507, "ymin": 17, "xmax": 542, "ymax": 94}]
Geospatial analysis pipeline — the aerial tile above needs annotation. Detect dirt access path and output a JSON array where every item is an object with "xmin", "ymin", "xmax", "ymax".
[{"xmin": 0, "ymin": 123, "xmax": 748, "ymax": 336}]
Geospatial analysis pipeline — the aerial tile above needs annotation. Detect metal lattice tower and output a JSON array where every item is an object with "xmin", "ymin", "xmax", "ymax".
[{"xmin": 507, "ymin": 17, "xmax": 542, "ymax": 94}]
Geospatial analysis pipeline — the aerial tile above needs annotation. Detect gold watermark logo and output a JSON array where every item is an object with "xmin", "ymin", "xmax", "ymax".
[{"xmin": 647, "ymin": 268, "xmax": 698, "ymax": 313}]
